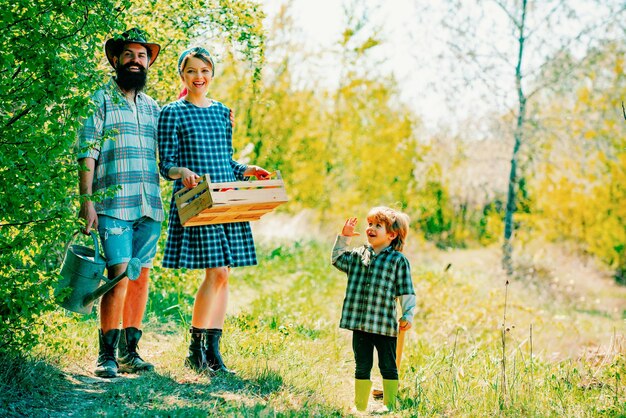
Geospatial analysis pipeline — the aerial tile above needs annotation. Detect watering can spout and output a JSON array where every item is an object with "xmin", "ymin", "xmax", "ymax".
[
  {"xmin": 55, "ymin": 232, "xmax": 142, "ymax": 314},
  {"xmin": 82, "ymin": 257, "xmax": 142, "ymax": 308}
]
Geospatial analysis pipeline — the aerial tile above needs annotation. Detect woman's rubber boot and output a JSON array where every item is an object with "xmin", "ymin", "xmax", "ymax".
[
  {"xmin": 95, "ymin": 329, "xmax": 120, "ymax": 378},
  {"xmin": 118, "ymin": 327, "xmax": 155, "ymax": 373},
  {"xmin": 204, "ymin": 328, "xmax": 236, "ymax": 375},
  {"xmin": 382, "ymin": 379, "xmax": 399, "ymax": 411},
  {"xmin": 184, "ymin": 327, "xmax": 210, "ymax": 373},
  {"xmin": 354, "ymin": 379, "xmax": 372, "ymax": 412}
]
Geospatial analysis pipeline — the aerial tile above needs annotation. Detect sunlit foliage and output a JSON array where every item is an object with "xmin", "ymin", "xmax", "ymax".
[{"xmin": 527, "ymin": 41, "xmax": 626, "ymax": 282}]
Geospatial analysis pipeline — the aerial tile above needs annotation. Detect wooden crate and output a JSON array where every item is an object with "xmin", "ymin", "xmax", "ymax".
[{"xmin": 175, "ymin": 171, "xmax": 288, "ymax": 227}]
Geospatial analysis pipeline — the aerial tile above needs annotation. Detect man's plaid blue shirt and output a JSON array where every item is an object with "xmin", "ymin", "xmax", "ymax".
[
  {"xmin": 332, "ymin": 236, "xmax": 415, "ymax": 337},
  {"xmin": 76, "ymin": 78, "xmax": 164, "ymax": 222}
]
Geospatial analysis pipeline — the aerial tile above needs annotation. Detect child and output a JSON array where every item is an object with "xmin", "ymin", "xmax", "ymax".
[
  {"xmin": 331, "ymin": 207, "xmax": 416, "ymax": 412},
  {"xmin": 158, "ymin": 46, "xmax": 270, "ymax": 374}
]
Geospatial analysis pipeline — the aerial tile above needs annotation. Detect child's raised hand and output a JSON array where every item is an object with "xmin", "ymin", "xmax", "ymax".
[{"xmin": 341, "ymin": 217, "xmax": 360, "ymax": 237}]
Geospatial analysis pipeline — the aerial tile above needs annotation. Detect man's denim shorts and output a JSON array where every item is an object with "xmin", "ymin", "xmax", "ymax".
[{"xmin": 97, "ymin": 215, "xmax": 161, "ymax": 268}]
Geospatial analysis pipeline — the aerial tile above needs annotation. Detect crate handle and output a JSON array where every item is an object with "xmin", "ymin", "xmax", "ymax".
[
  {"xmin": 174, "ymin": 170, "xmax": 282, "ymax": 199},
  {"xmin": 174, "ymin": 174, "xmax": 211, "ymax": 199}
]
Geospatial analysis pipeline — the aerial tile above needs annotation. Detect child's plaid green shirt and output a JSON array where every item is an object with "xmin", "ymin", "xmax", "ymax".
[{"xmin": 332, "ymin": 236, "xmax": 415, "ymax": 337}]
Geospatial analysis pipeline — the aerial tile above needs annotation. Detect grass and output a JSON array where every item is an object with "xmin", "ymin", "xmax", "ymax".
[{"xmin": 1, "ymin": 237, "xmax": 625, "ymax": 417}]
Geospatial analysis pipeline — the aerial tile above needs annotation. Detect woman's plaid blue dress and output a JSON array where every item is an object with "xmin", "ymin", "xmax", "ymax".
[{"xmin": 157, "ymin": 99, "xmax": 257, "ymax": 269}]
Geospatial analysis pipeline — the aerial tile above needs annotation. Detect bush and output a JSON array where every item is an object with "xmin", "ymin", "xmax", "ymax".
[{"xmin": 0, "ymin": 0, "xmax": 127, "ymax": 355}]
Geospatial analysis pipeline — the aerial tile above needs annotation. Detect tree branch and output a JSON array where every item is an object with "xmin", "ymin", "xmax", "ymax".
[
  {"xmin": 0, "ymin": 217, "xmax": 59, "ymax": 228},
  {"xmin": 5, "ymin": 107, "xmax": 32, "ymax": 127}
]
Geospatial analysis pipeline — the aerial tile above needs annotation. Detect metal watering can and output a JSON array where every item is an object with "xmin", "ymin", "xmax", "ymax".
[{"xmin": 55, "ymin": 231, "xmax": 141, "ymax": 314}]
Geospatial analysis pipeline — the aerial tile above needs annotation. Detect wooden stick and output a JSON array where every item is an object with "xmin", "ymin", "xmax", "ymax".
[{"xmin": 396, "ymin": 329, "xmax": 406, "ymax": 368}]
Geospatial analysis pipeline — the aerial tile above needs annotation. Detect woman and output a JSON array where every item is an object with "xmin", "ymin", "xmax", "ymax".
[{"xmin": 158, "ymin": 47, "xmax": 270, "ymax": 374}]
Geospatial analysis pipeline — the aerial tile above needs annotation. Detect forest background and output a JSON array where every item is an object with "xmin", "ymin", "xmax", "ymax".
[{"xmin": 1, "ymin": 0, "xmax": 626, "ymax": 416}]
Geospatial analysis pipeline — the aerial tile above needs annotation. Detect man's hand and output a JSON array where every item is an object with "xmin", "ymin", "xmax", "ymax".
[
  {"xmin": 341, "ymin": 217, "xmax": 360, "ymax": 237},
  {"xmin": 399, "ymin": 319, "xmax": 412, "ymax": 331},
  {"xmin": 79, "ymin": 200, "xmax": 98, "ymax": 235}
]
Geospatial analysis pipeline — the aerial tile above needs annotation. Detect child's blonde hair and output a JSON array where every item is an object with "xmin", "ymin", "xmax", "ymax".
[{"xmin": 367, "ymin": 206, "xmax": 410, "ymax": 252}]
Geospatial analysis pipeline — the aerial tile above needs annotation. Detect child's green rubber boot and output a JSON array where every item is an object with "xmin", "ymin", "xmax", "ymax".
[
  {"xmin": 382, "ymin": 379, "xmax": 399, "ymax": 411},
  {"xmin": 354, "ymin": 379, "xmax": 372, "ymax": 412}
]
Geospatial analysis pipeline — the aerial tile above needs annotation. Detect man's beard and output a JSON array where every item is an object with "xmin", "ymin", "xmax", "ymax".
[{"xmin": 115, "ymin": 62, "xmax": 148, "ymax": 92}]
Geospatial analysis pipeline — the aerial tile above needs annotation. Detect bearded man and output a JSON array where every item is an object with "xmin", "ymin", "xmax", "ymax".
[{"xmin": 76, "ymin": 28, "xmax": 164, "ymax": 378}]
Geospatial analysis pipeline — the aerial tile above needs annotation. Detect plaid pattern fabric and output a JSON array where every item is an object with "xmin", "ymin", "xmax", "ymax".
[
  {"xmin": 332, "ymin": 236, "xmax": 415, "ymax": 337},
  {"xmin": 76, "ymin": 78, "xmax": 164, "ymax": 222},
  {"xmin": 158, "ymin": 99, "xmax": 256, "ymax": 269},
  {"xmin": 162, "ymin": 221, "xmax": 257, "ymax": 269},
  {"xmin": 158, "ymin": 99, "xmax": 247, "ymax": 183}
]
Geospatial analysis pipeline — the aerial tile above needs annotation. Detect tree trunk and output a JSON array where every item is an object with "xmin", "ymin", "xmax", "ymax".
[{"xmin": 502, "ymin": 0, "xmax": 528, "ymax": 276}]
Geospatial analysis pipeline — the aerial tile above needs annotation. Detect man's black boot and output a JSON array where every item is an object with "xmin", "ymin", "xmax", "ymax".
[
  {"xmin": 118, "ymin": 327, "xmax": 155, "ymax": 373},
  {"xmin": 95, "ymin": 329, "xmax": 120, "ymax": 378}
]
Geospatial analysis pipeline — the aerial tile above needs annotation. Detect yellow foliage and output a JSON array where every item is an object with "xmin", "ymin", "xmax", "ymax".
[
  {"xmin": 583, "ymin": 129, "xmax": 596, "ymax": 140},
  {"xmin": 615, "ymin": 56, "xmax": 624, "ymax": 76},
  {"xmin": 527, "ymin": 40, "xmax": 626, "ymax": 275},
  {"xmin": 576, "ymin": 86, "xmax": 591, "ymax": 104}
]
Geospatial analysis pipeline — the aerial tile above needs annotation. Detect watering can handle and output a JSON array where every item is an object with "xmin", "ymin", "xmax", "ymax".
[
  {"xmin": 88, "ymin": 231, "xmax": 104, "ymax": 264},
  {"xmin": 64, "ymin": 231, "xmax": 104, "ymax": 264}
]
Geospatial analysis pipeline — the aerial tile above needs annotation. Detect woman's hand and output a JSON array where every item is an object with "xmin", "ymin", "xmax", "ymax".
[
  {"xmin": 180, "ymin": 168, "xmax": 200, "ymax": 189},
  {"xmin": 245, "ymin": 165, "xmax": 272, "ymax": 180},
  {"xmin": 167, "ymin": 166, "xmax": 200, "ymax": 188},
  {"xmin": 399, "ymin": 319, "xmax": 412, "ymax": 331},
  {"xmin": 341, "ymin": 217, "xmax": 360, "ymax": 237}
]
